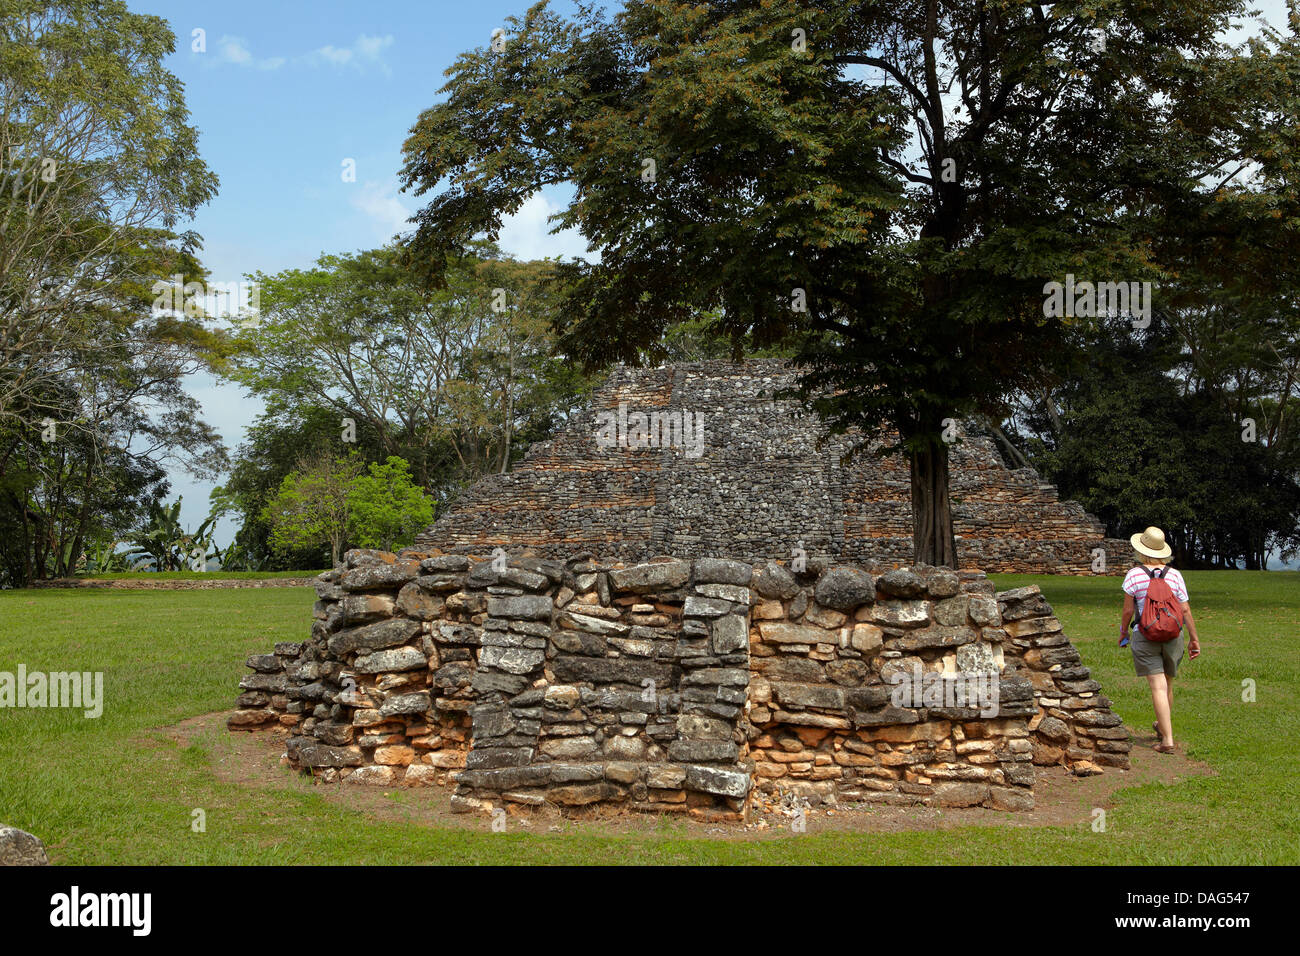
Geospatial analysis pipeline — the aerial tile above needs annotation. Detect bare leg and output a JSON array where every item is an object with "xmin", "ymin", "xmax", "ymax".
[{"xmin": 1147, "ymin": 673, "xmax": 1173, "ymax": 747}]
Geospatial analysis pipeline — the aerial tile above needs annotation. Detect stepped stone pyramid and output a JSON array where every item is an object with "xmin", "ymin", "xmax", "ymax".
[{"xmin": 417, "ymin": 360, "xmax": 1126, "ymax": 573}]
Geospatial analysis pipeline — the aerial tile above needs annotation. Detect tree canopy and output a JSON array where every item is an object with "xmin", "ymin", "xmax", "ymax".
[
  {"xmin": 399, "ymin": 0, "xmax": 1300, "ymax": 567},
  {"xmin": 0, "ymin": 0, "xmax": 222, "ymax": 585},
  {"xmin": 260, "ymin": 453, "xmax": 436, "ymax": 567}
]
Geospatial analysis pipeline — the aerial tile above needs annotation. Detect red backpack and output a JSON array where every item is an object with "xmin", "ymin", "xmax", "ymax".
[{"xmin": 1138, "ymin": 566, "xmax": 1184, "ymax": 642}]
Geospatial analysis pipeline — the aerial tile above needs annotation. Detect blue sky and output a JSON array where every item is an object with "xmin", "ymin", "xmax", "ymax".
[{"xmin": 132, "ymin": 0, "xmax": 1295, "ymax": 559}]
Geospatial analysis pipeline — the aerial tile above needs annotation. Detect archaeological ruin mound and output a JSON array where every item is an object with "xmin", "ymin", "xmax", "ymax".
[{"xmin": 230, "ymin": 551, "xmax": 1131, "ymax": 818}]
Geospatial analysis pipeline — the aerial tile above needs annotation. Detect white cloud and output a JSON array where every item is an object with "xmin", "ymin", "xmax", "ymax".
[
  {"xmin": 306, "ymin": 34, "xmax": 395, "ymax": 75},
  {"xmin": 208, "ymin": 33, "xmax": 393, "ymax": 74},
  {"xmin": 214, "ymin": 35, "xmax": 285, "ymax": 71},
  {"xmin": 352, "ymin": 181, "xmax": 414, "ymax": 243},
  {"xmin": 317, "ymin": 46, "xmax": 353, "ymax": 66},
  {"xmin": 498, "ymin": 190, "xmax": 594, "ymax": 262},
  {"xmin": 218, "ymin": 36, "xmax": 251, "ymax": 65},
  {"xmin": 348, "ymin": 183, "xmax": 594, "ymax": 260},
  {"xmin": 356, "ymin": 34, "xmax": 394, "ymax": 60}
]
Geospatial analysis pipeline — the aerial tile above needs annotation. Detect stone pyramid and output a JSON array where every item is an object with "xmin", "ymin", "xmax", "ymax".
[{"xmin": 416, "ymin": 360, "xmax": 1126, "ymax": 573}]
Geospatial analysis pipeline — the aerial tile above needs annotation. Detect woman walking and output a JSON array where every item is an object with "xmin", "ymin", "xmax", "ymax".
[{"xmin": 1120, "ymin": 527, "xmax": 1202, "ymax": 753}]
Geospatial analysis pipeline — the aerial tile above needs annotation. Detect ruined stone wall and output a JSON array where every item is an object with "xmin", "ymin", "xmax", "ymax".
[
  {"xmin": 998, "ymin": 586, "xmax": 1132, "ymax": 773},
  {"xmin": 745, "ymin": 564, "xmax": 1038, "ymax": 811},
  {"xmin": 31, "ymin": 577, "xmax": 315, "ymax": 590},
  {"xmin": 414, "ymin": 361, "xmax": 1128, "ymax": 574},
  {"xmin": 231, "ymin": 552, "xmax": 479, "ymax": 787},
  {"xmin": 230, "ymin": 549, "xmax": 1129, "ymax": 818}
]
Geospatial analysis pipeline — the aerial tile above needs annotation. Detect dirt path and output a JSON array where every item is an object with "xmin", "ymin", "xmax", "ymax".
[{"xmin": 162, "ymin": 712, "xmax": 1213, "ymax": 839}]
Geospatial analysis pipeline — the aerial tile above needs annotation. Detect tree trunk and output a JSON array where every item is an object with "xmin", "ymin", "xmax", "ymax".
[
  {"xmin": 500, "ymin": 335, "xmax": 515, "ymax": 475},
  {"xmin": 909, "ymin": 441, "xmax": 958, "ymax": 568},
  {"xmin": 499, "ymin": 384, "xmax": 513, "ymax": 475}
]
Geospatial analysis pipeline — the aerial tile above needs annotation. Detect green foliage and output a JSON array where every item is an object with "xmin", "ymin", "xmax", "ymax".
[
  {"xmin": 215, "ymin": 540, "xmax": 265, "ymax": 574},
  {"xmin": 259, "ymin": 453, "xmax": 436, "ymax": 564},
  {"xmin": 348, "ymin": 457, "xmax": 435, "ymax": 553},
  {"xmin": 217, "ymin": 406, "xmax": 379, "ymax": 571},
  {"xmin": 1008, "ymin": 318, "xmax": 1300, "ymax": 569},
  {"xmin": 124, "ymin": 497, "xmax": 225, "ymax": 572},
  {"xmin": 0, "ymin": 0, "xmax": 222, "ymax": 586},
  {"xmin": 1, "ymin": 0, "xmax": 220, "ymax": 426},
  {"xmin": 222, "ymin": 244, "xmax": 595, "ymax": 499},
  {"xmin": 82, "ymin": 534, "xmax": 137, "ymax": 575},
  {"xmin": 0, "ymin": 412, "xmax": 171, "ymax": 585},
  {"xmin": 261, "ymin": 454, "xmax": 361, "ymax": 569},
  {"xmin": 124, "ymin": 498, "xmax": 187, "ymax": 573},
  {"xmin": 216, "ymin": 245, "xmax": 596, "ymax": 567}
]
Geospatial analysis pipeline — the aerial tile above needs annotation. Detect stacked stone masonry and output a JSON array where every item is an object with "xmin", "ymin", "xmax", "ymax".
[
  {"xmin": 230, "ymin": 550, "xmax": 1130, "ymax": 817},
  {"xmin": 414, "ymin": 360, "xmax": 1131, "ymax": 574}
]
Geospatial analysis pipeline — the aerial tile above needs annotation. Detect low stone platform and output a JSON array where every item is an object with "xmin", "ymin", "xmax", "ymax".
[{"xmin": 230, "ymin": 550, "xmax": 1130, "ymax": 819}]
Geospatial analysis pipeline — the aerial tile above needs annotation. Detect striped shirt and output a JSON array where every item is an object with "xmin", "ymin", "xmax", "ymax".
[{"xmin": 1122, "ymin": 565, "xmax": 1189, "ymax": 620}]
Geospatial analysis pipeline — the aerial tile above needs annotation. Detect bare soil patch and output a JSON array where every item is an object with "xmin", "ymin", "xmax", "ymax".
[{"xmin": 161, "ymin": 712, "xmax": 1214, "ymax": 840}]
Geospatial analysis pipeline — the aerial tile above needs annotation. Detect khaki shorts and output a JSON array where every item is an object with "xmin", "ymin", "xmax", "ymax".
[{"xmin": 1131, "ymin": 629, "xmax": 1185, "ymax": 678}]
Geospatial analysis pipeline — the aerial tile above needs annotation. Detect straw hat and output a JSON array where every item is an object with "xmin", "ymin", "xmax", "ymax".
[{"xmin": 1130, "ymin": 526, "xmax": 1173, "ymax": 560}]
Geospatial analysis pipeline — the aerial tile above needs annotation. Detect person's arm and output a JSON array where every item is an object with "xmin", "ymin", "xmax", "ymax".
[
  {"xmin": 1182, "ymin": 602, "xmax": 1201, "ymax": 657},
  {"xmin": 1120, "ymin": 593, "xmax": 1135, "ymax": 643}
]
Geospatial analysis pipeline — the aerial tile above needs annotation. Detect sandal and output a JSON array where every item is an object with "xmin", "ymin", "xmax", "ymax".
[{"xmin": 1154, "ymin": 742, "xmax": 1175, "ymax": 754}]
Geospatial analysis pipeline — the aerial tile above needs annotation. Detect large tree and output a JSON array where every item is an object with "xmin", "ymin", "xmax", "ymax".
[
  {"xmin": 0, "ymin": 0, "xmax": 222, "ymax": 584},
  {"xmin": 348, "ymin": 456, "xmax": 436, "ymax": 553},
  {"xmin": 262, "ymin": 452, "xmax": 362, "ymax": 570},
  {"xmin": 217, "ymin": 404, "xmax": 388, "ymax": 571},
  {"xmin": 399, "ymin": 0, "xmax": 1300, "ymax": 567},
  {"xmin": 0, "ymin": 0, "xmax": 217, "ymax": 428},
  {"xmin": 0, "ymin": 229, "xmax": 228, "ymax": 584}
]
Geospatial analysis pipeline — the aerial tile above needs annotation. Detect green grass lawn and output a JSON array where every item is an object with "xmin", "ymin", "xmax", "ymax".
[
  {"xmin": 0, "ymin": 572, "xmax": 1296, "ymax": 864},
  {"xmin": 63, "ymin": 570, "xmax": 329, "ymax": 580}
]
